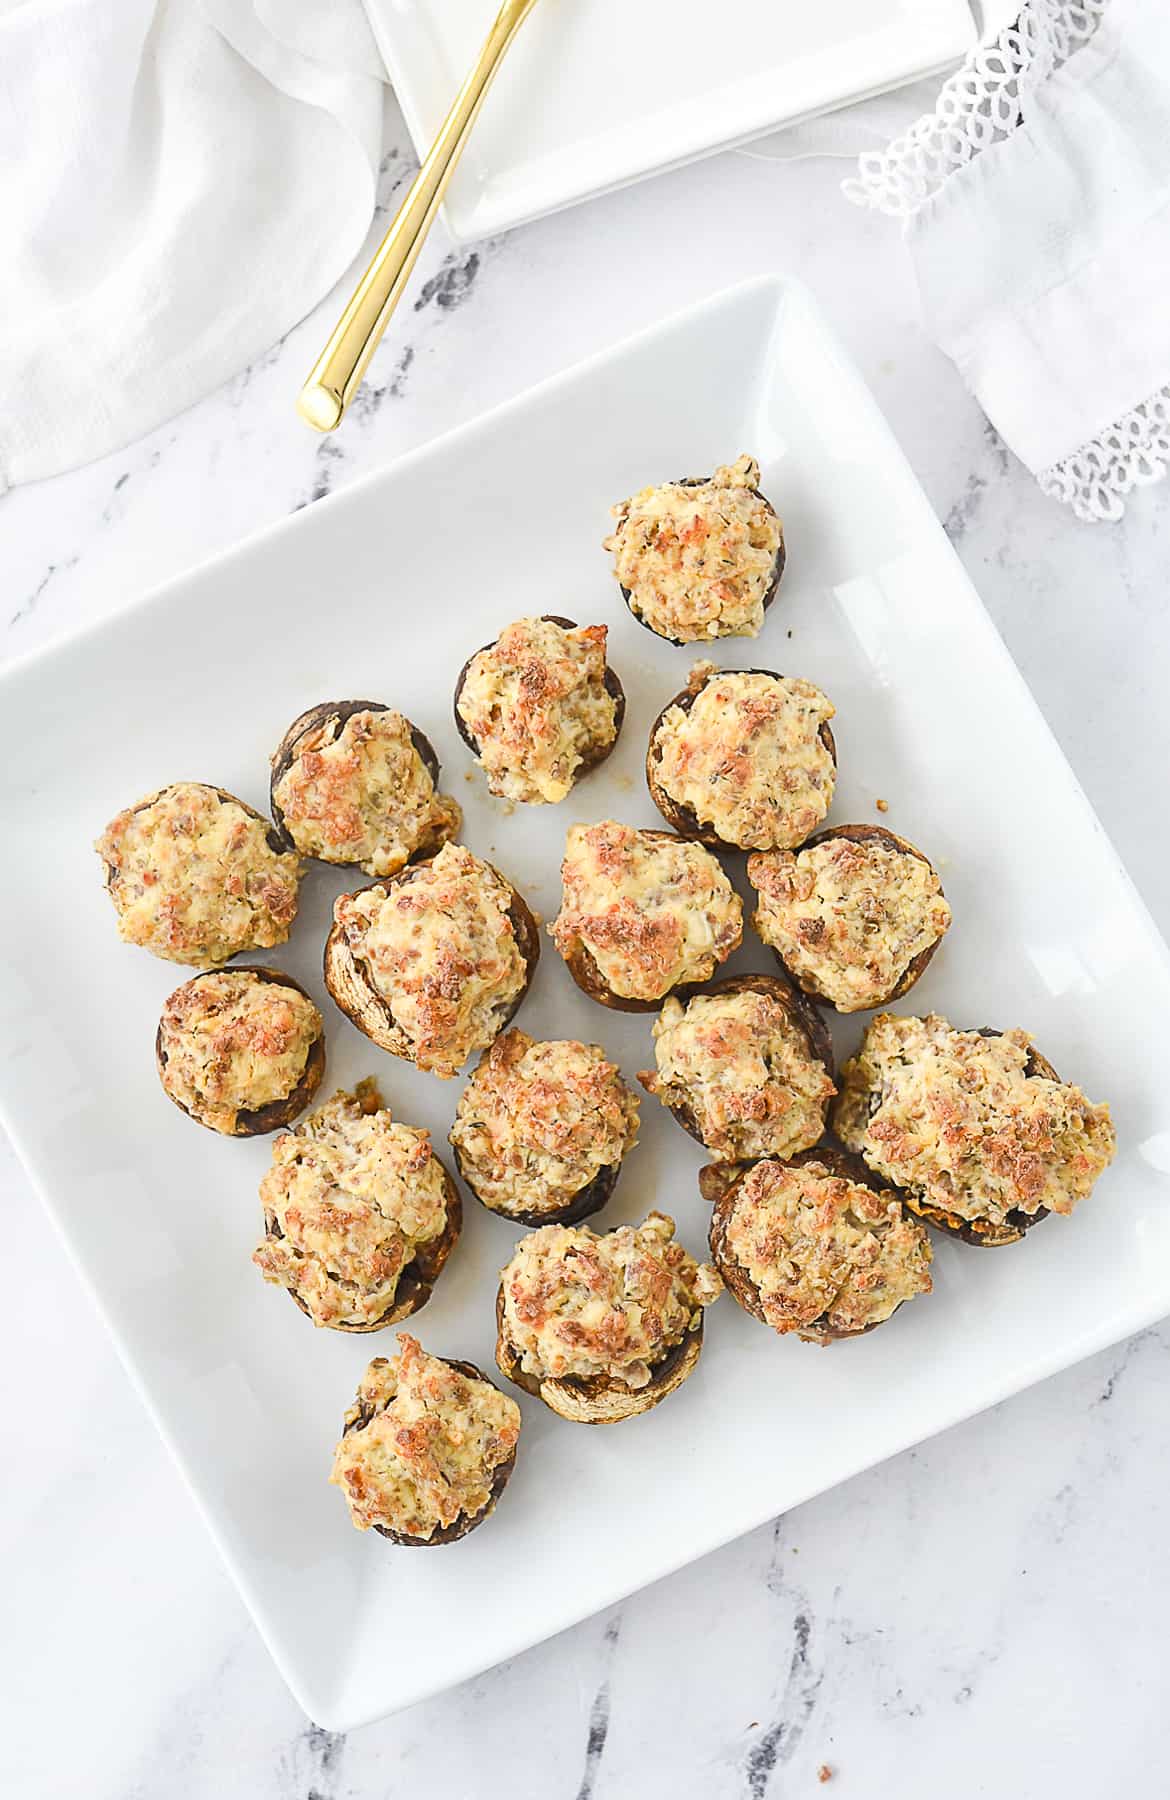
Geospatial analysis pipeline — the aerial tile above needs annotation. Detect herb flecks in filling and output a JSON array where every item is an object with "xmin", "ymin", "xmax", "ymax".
[
  {"xmin": 640, "ymin": 986, "xmax": 834, "ymax": 1162},
  {"xmin": 451, "ymin": 1030, "xmax": 639, "ymax": 1217},
  {"xmin": 273, "ymin": 708, "xmax": 459, "ymax": 877},
  {"xmin": 551, "ymin": 820, "xmax": 742, "ymax": 1001},
  {"xmin": 334, "ymin": 843, "xmax": 527, "ymax": 1077},
  {"xmin": 750, "ymin": 835, "xmax": 951, "ymax": 1010},
  {"xmin": 605, "ymin": 455, "xmax": 781, "ymax": 642},
  {"xmin": 331, "ymin": 1335, "xmax": 520, "ymax": 1538},
  {"xmin": 720, "ymin": 1157, "xmax": 931, "ymax": 1340},
  {"xmin": 253, "ymin": 1081, "xmax": 452, "ymax": 1328},
  {"xmin": 96, "ymin": 782, "xmax": 301, "ymax": 967},
  {"xmin": 159, "ymin": 971, "xmax": 320, "ymax": 1132},
  {"xmin": 457, "ymin": 617, "xmax": 618, "ymax": 804},
  {"xmin": 834, "ymin": 1014, "xmax": 1116, "ymax": 1226},
  {"xmin": 654, "ymin": 664, "xmax": 835, "ymax": 849},
  {"xmin": 499, "ymin": 1212, "xmax": 721, "ymax": 1390}
]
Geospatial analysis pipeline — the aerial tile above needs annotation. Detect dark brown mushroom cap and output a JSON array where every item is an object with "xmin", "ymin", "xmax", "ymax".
[
  {"xmin": 756, "ymin": 822, "xmax": 948, "ymax": 1009},
  {"xmin": 155, "ymin": 966, "xmax": 325, "ymax": 1137},
  {"xmin": 645, "ymin": 666, "xmax": 835, "ymax": 848},
  {"xmin": 261, "ymin": 1159, "xmax": 463, "ymax": 1332},
  {"xmin": 555, "ymin": 827, "xmax": 738, "ymax": 1014},
  {"xmin": 451, "ymin": 1141, "xmax": 622, "ymax": 1229},
  {"xmin": 655, "ymin": 972, "xmax": 835, "ymax": 1154},
  {"xmin": 452, "ymin": 615, "xmax": 626, "ymax": 785},
  {"xmin": 618, "ymin": 475, "xmax": 785, "ymax": 646},
  {"xmin": 708, "ymin": 1146, "xmax": 909, "ymax": 1343},
  {"xmin": 494, "ymin": 1286, "xmax": 704, "ymax": 1422},
  {"xmin": 268, "ymin": 700, "xmax": 442, "ymax": 863},
  {"xmin": 340, "ymin": 1355, "xmax": 516, "ymax": 1544},
  {"xmin": 322, "ymin": 856, "xmax": 540, "ymax": 1064},
  {"xmin": 886, "ymin": 1030, "xmax": 1059, "ymax": 1248}
]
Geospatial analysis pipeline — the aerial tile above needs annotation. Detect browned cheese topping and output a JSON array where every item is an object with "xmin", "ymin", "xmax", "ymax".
[
  {"xmin": 500, "ymin": 1212, "xmax": 722, "ymax": 1389},
  {"xmin": 605, "ymin": 454, "xmax": 782, "ymax": 641},
  {"xmin": 551, "ymin": 820, "xmax": 742, "ymax": 1002},
  {"xmin": 653, "ymin": 665, "xmax": 836, "ymax": 849},
  {"xmin": 456, "ymin": 617, "xmax": 619, "ymax": 804},
  {"xmin": 333, "ymin": 842, "xmax": 528, "ymax": 1077},
  {"xmin": 96, "ymin": 782, "xmax": 301, "ymax": 967},
  {"xmin": 450, "ymin": 1030, "xmax": 639, "ymax": 1217},
  {"xmin": 640, "ymin": 987, "xmax": 834, "ymax": 1162},
  {"xmin": 253, "ymin": 1081, "xmax": 452, "ymax": 1328},
  {"xmin": 722, "ymin": 1158, "xmax": 932, "ymax": 1340},
  {"xmin": 158, "ymin": 971, "xmax": 321, "ymax": 1132},
  {"xmin": 331, "ymin": 1335, "xmax": 520, "ymax": 1538},
  {"xmin": 749, "ymin": 835, "xmax": 952, "ymax": 1010},
  {"xmin": 834, "ymin": 1013, "xmax": 1117, "ymax": 1226},
  {"xmin": 272, "ymin": 708, "xmax": 459, "ymax": 877}
]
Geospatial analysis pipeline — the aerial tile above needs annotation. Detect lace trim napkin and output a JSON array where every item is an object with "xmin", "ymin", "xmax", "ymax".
[{"xmin": 846, "ymin": 0, "xmax": 1170, "ymax": 522}]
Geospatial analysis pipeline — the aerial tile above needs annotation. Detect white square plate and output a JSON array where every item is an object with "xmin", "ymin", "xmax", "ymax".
[
  {"xmin": 3, "ymin": 276, "xmax": 1168, "ymax": 1732},
  {"xmin": 367, "ymin": 0, "xmax": 975, "ymax": 242}
]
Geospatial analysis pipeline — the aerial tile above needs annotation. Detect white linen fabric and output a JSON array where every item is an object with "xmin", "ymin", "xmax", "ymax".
[
  {"xmin": 0, "ymin": 0, "xmax": 382, "ymax": 488},
  {"xmin": 846, "ymin": 0, "xmax": 1170, "ymax": 522}
]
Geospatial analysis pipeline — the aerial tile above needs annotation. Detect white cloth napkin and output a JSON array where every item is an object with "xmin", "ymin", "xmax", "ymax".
[
  {"xmin": 0, "ymin": 0, "xmax": 383, "ymax": 489},
  {"xmin": 846, "ymin": 0, "xmax": 1170, "ymax": 522}
]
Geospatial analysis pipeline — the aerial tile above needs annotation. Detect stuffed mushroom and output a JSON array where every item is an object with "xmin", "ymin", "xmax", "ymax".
[
  {"xmin": 646, "ymin": 663, "xmax": 836, "ymax": 851},
  {"xmin": 495, "ymin": 1212, "xmax": 722, "ymax": 1422},
  {"xmin": 331, "ymin": 1334, "xmax": 520, "ymax": 1544},
  {"xmin": 550, "ymin": 820, "xmax": 743, "ymax": 1012},
  {"xmin": 748, "ymin": 824, "xmax": 952, "ymax": 1012},
  {"xmin": 449, "ymin": 1029, "xmax": 640, "ymax": 1226},
  {"xmin": 707, "ymin": 1148, "xmax": 932, "ymax": 1344},
  {"xmin": 453, "ymin": 615, "xmax": 625, "ymax": 804},
  {"xmin": 253, "ymin": 1079, "xmax": 461, "ymax": 1329},
  {"xmin": 95, "ymin": 781, "xmax": 302, "ymax": 967},
  {"xmin": 639, "ymin": 973, "xmax": 835, "ymax": 1164},
  {"xmin": 324, "ymin": 842, "xmax": 540, "ymax": 1078},
  {"xmin": 156, "ymin": 967, "xmax": 324, "ymax": 1136},
  {"xmin": 833, "ymin": 1013, "xmax": 1117, "ymax": 1246},
  {"xmin": 270, "ymin": 700, "xmax": 459, "ymax": 877},
  {"xmin": 604, "ymin": 455, "xmax": 784, "ymax": 643}
]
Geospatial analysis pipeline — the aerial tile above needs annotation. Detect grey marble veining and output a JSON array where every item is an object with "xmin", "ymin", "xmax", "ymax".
[{"xmin": 3, "ymin": 99, "xmax": 1170, "ymax": 1800}]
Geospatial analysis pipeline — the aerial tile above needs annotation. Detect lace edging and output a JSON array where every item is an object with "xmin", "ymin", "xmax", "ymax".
[
  {"xmin": 843, "ymin": 0, "xmax": 1107, "ymax": 220},
  {"xmin": 1037, "ymin": 386, "xmax": 1170, "ymax": 522}
]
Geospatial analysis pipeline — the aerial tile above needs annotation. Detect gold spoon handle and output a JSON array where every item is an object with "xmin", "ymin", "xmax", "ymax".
[{"xmin": 297, "ymin": 0, "xmax": 540, "ymax": 432}]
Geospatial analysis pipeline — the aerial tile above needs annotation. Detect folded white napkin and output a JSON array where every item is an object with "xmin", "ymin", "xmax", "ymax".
[
  {"xmin": 846, "ymin": 0, "xmax": 1170, "ymax": 521},
  {"xmin": 0, "ymin": 0, "xmax": 383, "ymax": 489}
]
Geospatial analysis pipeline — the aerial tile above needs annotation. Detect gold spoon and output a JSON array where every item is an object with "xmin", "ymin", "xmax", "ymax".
[{"xmin": 297, "ymin": 0, "xmax": 541, "ymax": 433}]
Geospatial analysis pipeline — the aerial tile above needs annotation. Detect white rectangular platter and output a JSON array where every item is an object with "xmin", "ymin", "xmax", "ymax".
[
  {"xmin": 3, "ymin": 276, "xmax": 1169, "ymax": 1732},
  {"xmin": 367, "ymin": 0, "xmax": 975, "ymax": 241}
]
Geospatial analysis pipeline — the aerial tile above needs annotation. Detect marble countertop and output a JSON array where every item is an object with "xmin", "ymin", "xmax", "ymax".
[{"xmin": 4, "ymin": 99, "xmax": 1169, "ymax": 1800}]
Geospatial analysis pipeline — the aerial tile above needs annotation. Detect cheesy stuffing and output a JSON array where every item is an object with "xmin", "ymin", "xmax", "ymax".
[
  {"xmin": 456, "ymin": 617, "xmax": 619, "ymax": 804},
  {"xmin": 96, "ymin": 782, "xmax": 301, "ymax": 967},
  {"xmin": 720, "ymin": 1158, "xmax": 932, "ymax": 1341},
  {"xmin": 272, "ymin": 708, "xmax": 459, "ymax": 877},
  {"xmin": 333, "ymin": 842, "xmax": 529, "ymax": 1077},
  {"xmin": 253, "ymin": 1081, "xmax": 452, "ymax": 1328},
  {"xmin": 158, "ymin": 971, "xmax": 321, "ymax": 1133},
  {"xmin": 749, "ymin": 834, "xmax": 951, "ymax": 1010},
  {"xmin": 640, "ymin": 987, "xmax": 834, "ymax": 1162},
  {"xmin": 499, "ymin": 1212, "xmax": 722, "ymax": 1389},
  {"xmin": 605, "ymin": 455, "xmax": 782, "ymax": 642},
  {"xmin": 551, "ymin": 820, "xmax": 742, "ymax": 1002},
  {"xmin": 834, "ymin": 1014, "xmax": 1117, "ymax": 1226},
  {"xmin": 652, "ymin": 664, "xmax": 835, "ymax": 850},
  {"xmin": 331, "ymin": 1336, "xmax": 520, "ymax": 1538},
  {"xmin": 450, "ymin": 1030, "xmax": 640, "ymax": 1217}
]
